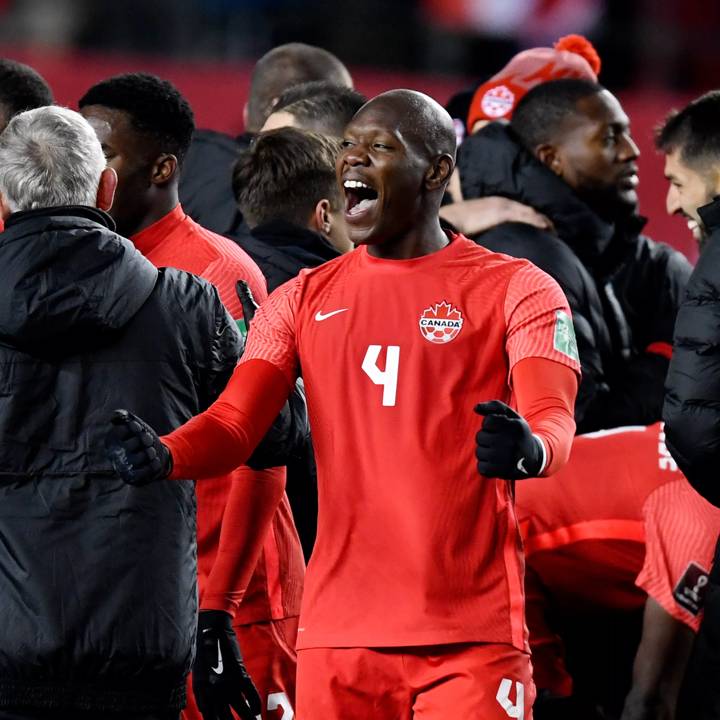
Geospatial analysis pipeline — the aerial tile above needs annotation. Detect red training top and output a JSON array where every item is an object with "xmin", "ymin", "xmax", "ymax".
[
  {"xmin": 133, "ymin": 204, "xmax": 304, "ymax": 623},
  {"xmin": 163, "ymin": 234, "xmax": 581, "ymax": 650},
  {"xmin": 517, "ymin": 422, "xmax": 720, "ymax": 695}
]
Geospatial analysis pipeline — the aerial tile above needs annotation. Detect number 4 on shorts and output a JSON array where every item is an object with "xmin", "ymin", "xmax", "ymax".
[{"xmin": 496, "ymin": 678, "xmax": 524, "ymax": 719}]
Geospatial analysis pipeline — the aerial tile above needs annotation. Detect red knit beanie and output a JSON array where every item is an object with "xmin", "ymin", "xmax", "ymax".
[{"xmin": 467, "ymin": 35, "xmax": 601, "ymax": 131}]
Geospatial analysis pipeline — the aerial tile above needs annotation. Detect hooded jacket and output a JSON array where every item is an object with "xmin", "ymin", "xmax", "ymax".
[
  {"xmin": 241, "ymin": 219, "xmax": 342, "ymax": 293},
  {"xmin": 0, "ymin": 206, "xmax": 240, "ymax": 714},
  {"xmin": 459, "ymin": 122, "xmax": 690, "ymax": 432}
]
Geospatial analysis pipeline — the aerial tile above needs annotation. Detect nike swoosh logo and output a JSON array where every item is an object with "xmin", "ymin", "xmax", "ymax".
[
  {"xmin": 516, "ymin": 457, "xmax": 528, "ymax": 475},
  {"xmin": 211, "ymin": 639, "xmax": 223, "ymax": 674},
  {"xmin": 315, "ymin": 308, "xmax": 348, "ymax": 322}
]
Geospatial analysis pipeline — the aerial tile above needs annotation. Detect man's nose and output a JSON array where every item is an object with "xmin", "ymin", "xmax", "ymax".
[
  {"xmin": 619, "ymin": 133, "xmax": 640, "ymax": 162},
  {"xmin": 666, "ymin": 185, "xmax": 681, "ymax": 216}
]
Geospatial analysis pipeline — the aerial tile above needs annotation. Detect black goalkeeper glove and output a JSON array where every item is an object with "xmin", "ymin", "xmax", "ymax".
[
  {"xmin": 105, "ymin": 409, "xmax": 172, "ymax": 485},
  {"xmin": 475, "ymin": 400, "xmax": 544, "ymax": 479},
  {"xmin": 193, "ymin": 610, "xmax": 262, "ymax": 720}
]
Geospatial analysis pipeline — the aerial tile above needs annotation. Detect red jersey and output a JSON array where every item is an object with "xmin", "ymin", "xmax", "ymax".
[
  {"xmin": 133, "ymin": 204, "xmax": 304, "ymax": 623},
  {"xmin": 243, "ymin": 234, "xmax": 580, "ymax": 650},
  {"xmin": 517, "ymin": 423, "xmax": 720, "ymax": 693}
]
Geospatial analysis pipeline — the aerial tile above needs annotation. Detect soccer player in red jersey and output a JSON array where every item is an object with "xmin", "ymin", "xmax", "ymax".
[
  {"xmin": 517, "ymin": 423, "xmax": 720, "ymax": 719},
  {"xmin": 79, "ymin": 73, "xmax": 305, "ymax": 720},
  {"xmin": 108, "ymin": 89, "xmax": 581, "ymax": 720}
]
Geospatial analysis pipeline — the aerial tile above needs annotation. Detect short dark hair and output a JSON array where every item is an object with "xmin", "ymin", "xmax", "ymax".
[
  {"xmin": 655, "ymin": 91, "xmax": 720, "ymax": 173},
  {"xmin": 0, "ymin": 59, "xmax": 53, "ymax": 120},
  {"xmin": 272, "ymin": 82, "xmax": 366, "ymax": 137},
  {"xmin": 78, "ymin": 72, "xmax": 194, "ymax": 164},
  {"xmin": 233, "ymin": 127, "xmax": 343, "ymax": 228},
  {"xmin": 246, "ymin": 43, "xmax": 351, "ymax": 132},
  {"xmin": 511, "ymin": 78, "xmax": 604, "ymax": 150}
]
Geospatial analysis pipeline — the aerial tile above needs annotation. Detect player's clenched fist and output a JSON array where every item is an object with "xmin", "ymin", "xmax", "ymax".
[
  {"xmin": 475, "ymin": 400, "xmax": 545, "ymax": 479},
  {"xmin": 105, "ymin": 409, "xmax": 172, "ymax": 485},
  {"xmin": 193, "ymin": 610, "xmax": 262, "ymax": 720}
]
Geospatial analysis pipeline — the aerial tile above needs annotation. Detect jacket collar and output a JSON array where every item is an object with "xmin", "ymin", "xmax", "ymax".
[
  {"xmin": 698, "ymin": 196, "xmax": 720, "ymax": 234},
  {"xmin": 4, "ymin": 205, "xmax": 116, "ymax": 231}
]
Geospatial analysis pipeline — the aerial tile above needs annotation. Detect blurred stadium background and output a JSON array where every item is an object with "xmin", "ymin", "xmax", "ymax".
[{"xmin": 0, "ymin": 0, "xmax": 712, "ymax": 260}]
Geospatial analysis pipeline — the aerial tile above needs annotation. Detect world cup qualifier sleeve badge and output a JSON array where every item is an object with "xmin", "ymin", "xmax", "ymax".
[
  {"xmin": 553, "ymin": 310, "xmax": 579, "ymax": 362},
  {"xmin": 419, "ymin": 301, "xmax": 464, "ymax": 344}
]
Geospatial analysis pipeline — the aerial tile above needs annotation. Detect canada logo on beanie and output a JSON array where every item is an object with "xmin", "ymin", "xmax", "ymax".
[{"xmin": 480, "ymin": 85, "xmax": 516, "ymax": 119}]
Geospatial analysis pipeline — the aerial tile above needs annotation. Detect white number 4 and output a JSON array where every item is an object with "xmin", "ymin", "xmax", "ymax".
[
  {"xmin": 268, "ymin": 691, "xmax": 293, "ymax": 718},
  {"xmin": 362, "ymin": 345, "xmax": 400, "ymax": 407},
  {"xmin": 496, "ymin": 678, "xmax": 524, "ymax": 719}
]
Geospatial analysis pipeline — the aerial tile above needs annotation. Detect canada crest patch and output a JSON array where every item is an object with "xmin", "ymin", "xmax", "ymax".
[{"xmin": 419, "ymin": 301, "xmax": 464, "ymax": 344}]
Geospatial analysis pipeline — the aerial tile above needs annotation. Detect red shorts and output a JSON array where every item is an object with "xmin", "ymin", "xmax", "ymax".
[
  {"xmin": 296, "ymin": 642, "xmax": 535, "ymax": 720},
  {"xmin": 183, "ymin": 615, "xmax": 299, "ymax": 720}
]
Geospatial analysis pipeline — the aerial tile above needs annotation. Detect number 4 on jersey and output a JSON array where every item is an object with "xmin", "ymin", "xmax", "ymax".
[
  {"xmin": 362, "ymin": 345, "xmax": 400, "ymax": 407},
  {"xmin": 496, "ymin": 678, "xmax": 524, "ymax": 719}
]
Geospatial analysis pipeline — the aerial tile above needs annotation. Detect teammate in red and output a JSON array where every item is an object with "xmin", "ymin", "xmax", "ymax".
[
  {"xmin": 108, "ymin": 89, "xmax": 581, "ymax": 719},
  {"xmin": 518, "ymin": 423, "xmax": 720, "ymax": 718},
  {"xmin": 79, "ymin": 73, "xmax": 304, "ymax": 720}
]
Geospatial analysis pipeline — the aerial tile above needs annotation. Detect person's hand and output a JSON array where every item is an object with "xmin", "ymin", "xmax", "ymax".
[
  {"xmin": 193, "ymin": 610, "xmax": 262, "ymax": 720},
  {"xmin": 439, "ymin": 197, "xmax": 553, "ymax": 236},
  {"xmin": 475, "ymin": 401, "xmax": 544, "ymax": 479},
  {"xmin": 105, "ymin": 409, "xmax": 172, "ymax": 485}
]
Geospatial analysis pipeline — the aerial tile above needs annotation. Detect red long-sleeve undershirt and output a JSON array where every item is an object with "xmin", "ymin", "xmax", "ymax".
[
  {"xmin": 512, "ymin": 356, "xmax": 578, "ymax": 475},
  {"xmin": 164, "ymin": 355, "xmax": 577, "ymax": 482}
]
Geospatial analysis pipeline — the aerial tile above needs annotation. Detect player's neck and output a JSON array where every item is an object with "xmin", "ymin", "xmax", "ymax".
[
  {"xmin": 129, "ymin": 188, "xmax": 180, "ymax": 237},
  {"xmin": 366, "ymin": 220, "xmax": 449, "ymax": 260}
]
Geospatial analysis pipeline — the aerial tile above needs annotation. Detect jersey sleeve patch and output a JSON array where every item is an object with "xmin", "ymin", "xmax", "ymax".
[
  {"xmin": 553, "ymin": 310, "xmax": 579, "ymax": 363},
  {"xmin": 673, "ymin": 561, "xmax": 711, "ymax": 616}
]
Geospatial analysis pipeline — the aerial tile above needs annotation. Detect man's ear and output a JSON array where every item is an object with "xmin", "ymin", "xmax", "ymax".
[
  {"xmin": 536, "ymin": 144, "xmax": 563, "ymax": 177},
  {"xmin": 425, "ymin": 154, "xmax": 454, "ymax": 191},
  {"xmin": 96, "ymin": 167, "xmax": 117, "ymax": 212},
  {"xmin": 0, "ymin": 191, "xmax": 12, "ymax": 220},
  {"xmin": 312, "ymin": 198, "xmax": 332, "ymax": 235},
  {"xmin": 151, "ymin": 154, "xmax": 178, "ymax": 185}
]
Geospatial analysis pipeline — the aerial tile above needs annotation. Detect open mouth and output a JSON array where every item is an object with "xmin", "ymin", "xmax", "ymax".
[{"xmin": 344, "ymin": 179, "xmax": 379, "ymax": 217}]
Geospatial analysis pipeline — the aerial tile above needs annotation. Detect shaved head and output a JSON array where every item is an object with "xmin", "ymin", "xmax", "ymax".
[
  {"xmin": 246, "ymin": 43, "xmax": 352, "ymax": 132},
  {"xmin": 354, "ymin": 89, "xmax": 457, "ymax": 161}
]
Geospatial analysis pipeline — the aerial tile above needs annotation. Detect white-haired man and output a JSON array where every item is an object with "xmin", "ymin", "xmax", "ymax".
[{"xmin": 0, "ymin": 105, "xmax": 245, "ymax": 720}]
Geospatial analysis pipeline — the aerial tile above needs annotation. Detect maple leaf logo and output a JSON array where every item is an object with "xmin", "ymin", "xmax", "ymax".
[{"xmin": 418, "ymin": 301, "xmax": 464, "ymax": 344}]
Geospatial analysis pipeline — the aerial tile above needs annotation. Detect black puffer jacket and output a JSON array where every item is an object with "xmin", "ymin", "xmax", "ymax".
[
  {"xmin": 241, "ymin": 219, "xmax": 342, "ymax": 293},
  {"xmin": 459, "ymin": 123, "xmax": 690, "ymax": 431},
  {"xmin": 0, "ymin": 207, "xmax": 240, "ymax": 714},
  {"xmin": 664, "ymin": 198, "xmax": 720, "ymax": 506}
]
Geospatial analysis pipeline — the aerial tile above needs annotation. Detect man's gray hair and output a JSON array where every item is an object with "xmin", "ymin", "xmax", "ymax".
[{"xmin": 0, "ymin": 105, "xmax": 106, "ymax": 212}]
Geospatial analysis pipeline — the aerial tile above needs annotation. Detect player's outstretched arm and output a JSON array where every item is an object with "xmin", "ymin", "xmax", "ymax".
[
  {"xmin": 107, "ymin": 359, "xmax": 292, "ymax": 483},
  {"xmin": 193, "ymin": 610, "xmax": 262, "ymax": 720}
]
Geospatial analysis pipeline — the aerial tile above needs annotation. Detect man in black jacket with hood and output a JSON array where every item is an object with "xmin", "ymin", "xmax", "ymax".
[
  {"xmin": 658, "ymin": 90, "xmax": 720, "ymax": 720},
  {"xmin": 0, "ymin": 105, "xmax": 260, "ymax": 719},
  {"xmin": 458, "ymin": 79, "xmax": 691, "ymax": 433}
]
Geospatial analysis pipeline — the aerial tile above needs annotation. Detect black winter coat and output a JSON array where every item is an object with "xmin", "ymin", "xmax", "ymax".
[
  {"xmin": 241, "ymin": 220, "xmax": 341, "ymax": 293},
  {"xmin": 0, "ymin": 207, "xmax": 241, "ymax": 714},
  {"xmin": 459, "ymin": 123, "xmax": 690, "ymax": 432},
  {"xmin": 664, "ymin": 197, "xmax": 720, "ymax": 505}
]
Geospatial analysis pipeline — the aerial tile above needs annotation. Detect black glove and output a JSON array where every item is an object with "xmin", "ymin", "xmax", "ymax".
[
  {"xmin": 193, "ymin": 610, "xmax": 262, "ymax": 720},
  {"xmin": 105, "ymin": 409, "xmax": 172, "ymax": 485},
  {"xmin": 475, "ymin": 400, "xmax": 544, "ymax": 479},
  {"xmin": 236, "ymin": 280, "xmax": 258, "ymax": 328}
]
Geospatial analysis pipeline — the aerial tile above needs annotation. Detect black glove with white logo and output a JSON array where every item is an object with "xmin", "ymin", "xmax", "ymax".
[
  {"xmin": 193, "ymin": 610, "xmax": 262, "ymax": 720},
  {"xmin": 105, "ymin": 409, "xmax": 172, "ymax": 485},
  {"xmin": 475, "ymin": 401, "xmax": 544, "ymax": 479}
]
